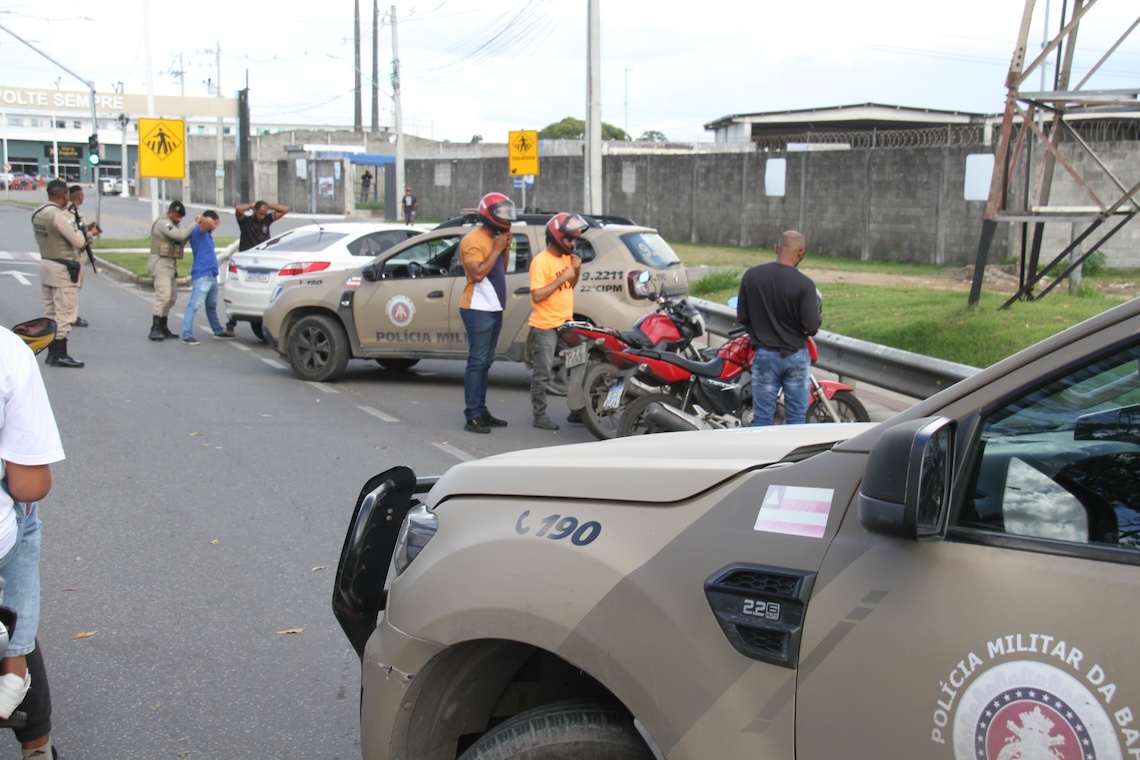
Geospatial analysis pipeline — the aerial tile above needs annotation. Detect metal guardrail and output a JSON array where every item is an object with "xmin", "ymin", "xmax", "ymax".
[{"xmin": 691, "ymin": 297, "xmax": 980, "ymax": 400}]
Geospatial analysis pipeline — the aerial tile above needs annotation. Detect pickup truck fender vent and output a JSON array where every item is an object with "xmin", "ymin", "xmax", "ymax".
[{"xmin": 704, "ymin": 564, "xmax": 815, "ymax": 669}]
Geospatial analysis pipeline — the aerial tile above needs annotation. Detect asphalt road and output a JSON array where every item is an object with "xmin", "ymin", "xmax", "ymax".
[{"xmin": 0, "ymin": 193, "xmax": 909, "ymax": 758}]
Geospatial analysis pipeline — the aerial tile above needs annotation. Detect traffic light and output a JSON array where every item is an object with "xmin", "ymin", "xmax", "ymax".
[{"xmin": 87, "ymin": 134, "xmax": 100, "ymax": 166}]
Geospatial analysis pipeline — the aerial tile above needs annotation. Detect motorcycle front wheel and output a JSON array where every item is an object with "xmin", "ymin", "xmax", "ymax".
[{"xmin": 807, "ymin": 390, "xmax": 871, "ymax": 423}]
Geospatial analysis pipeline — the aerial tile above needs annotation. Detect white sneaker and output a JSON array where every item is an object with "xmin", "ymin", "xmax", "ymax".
[{"xmin": 0, "ymin": 670, "xmax": 30, "ymax": 719}]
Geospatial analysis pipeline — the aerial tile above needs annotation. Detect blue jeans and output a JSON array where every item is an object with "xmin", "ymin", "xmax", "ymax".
[
  {"xmin": 0, "ymin": 501, "xmax": 42, "ymax": 657},
  {"xmin": 182, "ymin": 275, "xmax": 224, "ymax": 339},
  {"xmin": 751, "ymin": 347, "xmax": 811, "ymax": 426},
  {"xmin": 460, "ymin": 308, "xmax": 502, "ymax": 421}
]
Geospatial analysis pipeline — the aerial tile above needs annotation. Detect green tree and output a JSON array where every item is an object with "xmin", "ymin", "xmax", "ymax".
[
  {"xmin": 638, "ymin": 130, "xmax": 668, "ymax": 143},
  {"xmin": 539, "ymin": 117, "xmax": 629, "ymax": 141},
  {"xmin": 470, "ymin": 134, "xmax": 483, "ymax": 144}
]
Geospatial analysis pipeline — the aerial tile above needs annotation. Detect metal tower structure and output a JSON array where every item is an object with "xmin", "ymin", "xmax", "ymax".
[{"xmin": 970, "ymin": 0, "xmax": 1140, "ymax": 307}]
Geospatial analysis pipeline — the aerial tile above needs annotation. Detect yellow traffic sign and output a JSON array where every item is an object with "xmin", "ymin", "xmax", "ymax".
[
  {"xmin": 138, "ymin": 118, "xmax": 186, "ymax": 179},
  {"xmin": 509, "ymin": 130, "xmax": 539, "ymax": 176}
]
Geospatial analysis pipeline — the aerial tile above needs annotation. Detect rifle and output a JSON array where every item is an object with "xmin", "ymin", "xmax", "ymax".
[{"xmin": 70, "ymin": 206, "xmax": 99, "ymax": 274}]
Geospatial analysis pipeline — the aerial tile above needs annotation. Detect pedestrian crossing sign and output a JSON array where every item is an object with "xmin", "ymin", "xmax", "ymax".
[{"xmin": 138, "ymin": 118, "xmax": 186, "ymax": 179}]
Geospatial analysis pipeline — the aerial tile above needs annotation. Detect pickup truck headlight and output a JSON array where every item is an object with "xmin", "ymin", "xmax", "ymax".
[{"xmin": 392, "ymin": 503, "xmax": 438, "ymax": 576}]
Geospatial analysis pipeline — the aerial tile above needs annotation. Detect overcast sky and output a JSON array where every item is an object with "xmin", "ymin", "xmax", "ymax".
[{"xmin": 0, "ymin": 0, "xmax": 1137, "ymax": 143}]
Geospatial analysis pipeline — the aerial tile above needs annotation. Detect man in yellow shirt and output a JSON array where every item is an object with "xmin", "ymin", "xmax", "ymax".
[{"xmin": 527, "ymin": 213, "xmax": 587, "ymax": 430}]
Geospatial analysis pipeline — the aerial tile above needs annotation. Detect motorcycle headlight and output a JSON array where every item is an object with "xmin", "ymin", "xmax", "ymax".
[{"xmin": 391, "ymin": 503, "xmax": 438, "ymax": 576}]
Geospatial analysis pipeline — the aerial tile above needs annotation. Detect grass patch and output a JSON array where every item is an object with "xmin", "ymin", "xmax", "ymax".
[
  {"xmin": 694, "ymin": 276, "xmax": 1123, "ymax": 367},
  {"xmin": 690, "ymin": 269, "xmax": 743, "ymax": 299},
  {"xmin": 93, "ymin": 237, "xmax": 237, "ymax": 249},
  {"xmin": 674, "ymin": 242, "xmax": 949, "ymax": 276}
]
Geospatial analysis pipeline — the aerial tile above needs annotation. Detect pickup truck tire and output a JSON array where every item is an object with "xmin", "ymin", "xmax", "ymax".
[
  {"xmin": 250, "ymin": 319, "xmax": 266, "ymax": 342},
  {"xmin": 288, "ymin": 315, "xmax": 349, "ymax": 382},
  {"xmin": 458, "ymin": 700, "xmax": 653, "ymax": 760}
]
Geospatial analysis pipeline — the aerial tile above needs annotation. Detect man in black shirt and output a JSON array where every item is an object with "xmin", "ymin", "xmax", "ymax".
[
  {"xmin": 736, "ymin": 230, "xmax": 821, "ymax": 425},
  {"xmin": 222, "ymin": 199, "xmax": 289, "ymax": 337}
]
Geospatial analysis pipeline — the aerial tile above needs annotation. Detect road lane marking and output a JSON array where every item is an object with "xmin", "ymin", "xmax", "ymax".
[
  {"xmin": 306, "ymin": 382, "xmax": 338, "ymax": 394},
  {"xmin": 359, "ymin": 405, "xmax": 398, "ymax": 422},
  {"xmin": 433, "ymin": 442, "xmax": 475, "ymax": 462},
  {"xmin": 261, "ymin": 357, "xmax": 288, "ymax": 369}
]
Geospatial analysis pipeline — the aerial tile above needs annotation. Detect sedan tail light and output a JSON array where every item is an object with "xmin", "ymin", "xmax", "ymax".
[
  {"xmin": 228, "ymin": 261, "xmax": 238, "ymax": 274},
  {"xmin": 279, "ymin": 261, "xmax": 332, "ymax": 277}
]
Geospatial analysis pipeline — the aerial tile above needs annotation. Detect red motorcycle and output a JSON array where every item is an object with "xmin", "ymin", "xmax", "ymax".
[
  {"xmin": 613, "ymin": 333, "xmax": 870, "ymax": 436},
  {"xmin": 558, "ymin": 274, "xmax": 706, "ymax": 440}
]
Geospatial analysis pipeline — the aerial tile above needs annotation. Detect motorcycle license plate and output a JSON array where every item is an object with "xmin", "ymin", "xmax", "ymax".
[
  {"xmin": 602, "ymin": 381, "xmax": 625, "ymax": 411},
  {"xmin": 563, "ymin": 343, "xmax": 588, "ymax": 368}
]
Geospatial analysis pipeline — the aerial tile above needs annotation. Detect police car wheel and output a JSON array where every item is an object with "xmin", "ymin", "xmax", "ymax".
[
  {"xmin": 458, "ymin": 700, "xmax": 653, "ymax": 760},
  {"xmin": 287, "ymin": 315, "xmax": 349, "ymax": 382}
]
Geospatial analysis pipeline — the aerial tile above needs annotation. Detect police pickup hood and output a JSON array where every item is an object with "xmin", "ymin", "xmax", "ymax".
[{"xmin": 425, "ymin": 423, "xmax": 876, "ymax": 507}]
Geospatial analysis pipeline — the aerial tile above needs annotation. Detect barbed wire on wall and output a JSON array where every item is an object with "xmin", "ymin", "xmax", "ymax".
[
  {"xmin": 751, "ymin": 119, "xmax": 1139, "ymax": 153},
  {"xmin": 752, "ymin": 125, "xmax": 987, "ymax": 152}
]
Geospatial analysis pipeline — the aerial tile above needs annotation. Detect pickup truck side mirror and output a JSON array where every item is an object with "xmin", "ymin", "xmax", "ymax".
[{"xmin": 857, "ymin": 417, "xmax": 954, "ymax": 540}]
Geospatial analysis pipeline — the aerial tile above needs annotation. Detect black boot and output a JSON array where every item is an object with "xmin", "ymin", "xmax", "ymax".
[
  {"xmin": 160, "ymin": 316, "xmax": 176, "ymax": 339},
  {"xmin": 148, "ymin": 316, "xmax": 165, "ymax": 341},
  {"xmin": 47, "ymin": 338, "xmax": 84, "ymax": 368},
  {"xmin": 44, "ymin": 339, "xmax": 59, "ymax": 366}
]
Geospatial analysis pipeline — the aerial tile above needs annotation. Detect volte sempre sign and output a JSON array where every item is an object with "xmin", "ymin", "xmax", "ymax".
[{"xmin": 138, "ymin": 118, "xmax": 186, "ymax": 180}]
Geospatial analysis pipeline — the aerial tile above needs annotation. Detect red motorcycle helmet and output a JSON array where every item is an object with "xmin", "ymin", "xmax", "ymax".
[
  {"xmin": 477, "ymin": 192, "xmax": 517, "ymax": 232},
  {"xmin": 545, "ymin": 212, "xmax": 589, "ymax": 255}
]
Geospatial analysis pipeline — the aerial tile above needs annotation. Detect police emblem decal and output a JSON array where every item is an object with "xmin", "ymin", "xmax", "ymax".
[
  {"xmin": 947, "ymin": 660, "xmax": 1120, "ymax": 760},
  {"xmin": 386, "ymin": 295, "xmax": 415, "ymax": 327}
]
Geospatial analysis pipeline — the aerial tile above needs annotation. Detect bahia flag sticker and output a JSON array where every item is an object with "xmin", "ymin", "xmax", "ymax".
[{"xmin": 754, "ymin": 485, "xmax": 834, "ymax": 538}]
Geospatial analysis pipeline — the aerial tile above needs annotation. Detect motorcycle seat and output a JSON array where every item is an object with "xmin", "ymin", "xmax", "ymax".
[
  {"xmin": 631, "ymin": 349, "xmax": 725, "ymax": 378},
  {"xmin": 617, "ymin": 329, "xmax": 655, "ymax": 349}
]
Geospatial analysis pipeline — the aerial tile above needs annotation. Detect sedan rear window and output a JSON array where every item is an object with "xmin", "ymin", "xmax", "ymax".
[
  {"xmin": 258, "ymin": 231, "xmax": 349, "ymax": 252},
  {"xmin": 620, "ymin": 233, "xmax": 683, "ymax": 270}
]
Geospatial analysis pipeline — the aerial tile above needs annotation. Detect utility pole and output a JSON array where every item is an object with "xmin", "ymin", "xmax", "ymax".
[
  {"xmin": 584, "ymin": 0, "xmax": 602, "ymax": 214},
  {"xmin": 0, "ymin": 20, "xmax": 101, "ymax": 220},
  {"xmin": 145, "ymin": 2, "xmax": 158, "ymax": 221},
  {"xmin": 215, "ymin": 43, "xmax": 225, "ymax": 207},
  {"xmin": 371, "ymin": 0, "xmax": 380, "ymax": 132},
  {"xmin": 392, "ymin": 5, "xmax": 405, "ymax": 207},
  {"xmin": 354, "ymin": 0, "xmax": 363, "ymax": 132}
]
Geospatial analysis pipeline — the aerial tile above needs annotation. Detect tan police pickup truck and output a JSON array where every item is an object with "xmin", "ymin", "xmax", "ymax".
[
  {"xmin": 261, "ymin": 212, "xmax": 689, "ymax": 381},
  {"xmin": 333, "ymin": 296, "xmax": 1140, "ymax": 759}
]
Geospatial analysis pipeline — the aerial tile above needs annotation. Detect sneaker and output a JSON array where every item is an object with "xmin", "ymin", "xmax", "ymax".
[
  {"xmin": 533, "ymin": 416, "xmax": 560, "ymax": 431},
  {"xmin": 464, "ymin": 418, "xmax": 491, "ymax": 434},
  {"xmin": 566, "ymin": 411, "xmax": 584, "ymax": 424},
  {"xmin": 212, "ymin": 331, "xmax": 236, "ymax": 340},
  {"xmin": 482, "ymin": 412, "xmax": 508, "ymax": 428},
  {"xmin": 181, "ymin": 336, "xmax": 200, "ymax": 346},
  {"xmin": 0, "ymin": 670, "xmax": 31, "ymax": 720}
]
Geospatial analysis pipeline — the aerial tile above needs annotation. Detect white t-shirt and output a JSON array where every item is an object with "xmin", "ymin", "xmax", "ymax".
[{"xmin": 0, "ymin": 327, "xmax": 65, "ymax": 558}]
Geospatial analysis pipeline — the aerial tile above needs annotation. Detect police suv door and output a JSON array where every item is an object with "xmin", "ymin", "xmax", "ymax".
[
  {"xmin": 354, "ymin": 232, "xmax": 465, "ymax": 354},
  {"xmin": 795, "ymin": 330, "xmax": 1140, "ymax": 758}
]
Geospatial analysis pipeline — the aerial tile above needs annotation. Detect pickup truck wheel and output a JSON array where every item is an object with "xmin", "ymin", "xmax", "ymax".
[
  {"xmin": 582, "ymin": 362, "xmax": 625, "ymax": 440},
  {"xmin": 287, "ymin": 315, "xmax": 349, "ymax": 382},
  {"xmin": 250, "ymin": 319, "xmax": 266, "ymax": 342},
  {"xmin": 376, "ymin": 358, "xmax": 420, "ymax": 371},
  {"xmin": 458, "ymin": 700, "xmax": 653, "ymax": 760}
]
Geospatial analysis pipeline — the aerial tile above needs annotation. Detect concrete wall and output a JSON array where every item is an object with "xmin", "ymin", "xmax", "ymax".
[
  {"xmin": 171, "ymin": 132, "xmax": 1137, "ymax": 268},
  {"xmin": 402, "ymin": 146, "xmax": 1006, "ymax": 266}
]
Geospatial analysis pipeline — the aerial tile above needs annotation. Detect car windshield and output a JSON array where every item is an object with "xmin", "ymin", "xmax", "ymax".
[
  {"xmin": 620, "ymin": 232, "xmax": 683, "ymax": 269},
  {"xmin": 257, "ymin": 230, "xmax": 348, "ymax": 253}
]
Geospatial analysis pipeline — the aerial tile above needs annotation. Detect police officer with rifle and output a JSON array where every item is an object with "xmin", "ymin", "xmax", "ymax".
[
  {"xmin": 67, "ymin": 184, "xmax": 98, "ymax": 329},
  {"xmin": 30, "ymin": 179, "xmax": 98, "ymax": 368}
]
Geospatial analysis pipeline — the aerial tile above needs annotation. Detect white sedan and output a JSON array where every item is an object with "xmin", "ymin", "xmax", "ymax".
[{"xmin": 224, "ymin": 222, "xmax": 430, "ymax": 340}]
